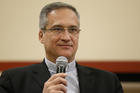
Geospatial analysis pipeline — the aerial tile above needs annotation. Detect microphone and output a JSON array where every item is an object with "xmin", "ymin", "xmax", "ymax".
[{"xmin": 56, "ymin": 56, "xmax": 68, "ymax": 73}]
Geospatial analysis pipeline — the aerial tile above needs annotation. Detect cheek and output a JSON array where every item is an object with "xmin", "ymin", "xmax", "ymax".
[
  {"xmin": 45, "ymin": 36, "xmax": 59, "ymax": 47},
  {"xmin": 72, "ymin": 36, "xmax": 79, "ymax": 48}
]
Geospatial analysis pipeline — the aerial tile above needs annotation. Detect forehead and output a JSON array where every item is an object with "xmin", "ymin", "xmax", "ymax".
[{"xmin": 47, "ymin": 8, "xmax": 79, "ymax": 27}]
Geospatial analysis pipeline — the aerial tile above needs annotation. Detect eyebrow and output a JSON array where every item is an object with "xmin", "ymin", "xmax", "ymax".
[
  {"xmin": 51, "ymin": 25, "xmax": 63, "ymax": 28},
  {"xmin": 51, "ymin": 25, "xmax": 79, "ymax": 28}
]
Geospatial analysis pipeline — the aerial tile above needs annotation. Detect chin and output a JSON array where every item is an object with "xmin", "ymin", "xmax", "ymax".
[
  {"xmin": 59, "ymin": 54, "xmax": 71, "ymax": 58},
  {"xmin": 57, "ymin": 52, "xmax": 72, "ymax": 58}
]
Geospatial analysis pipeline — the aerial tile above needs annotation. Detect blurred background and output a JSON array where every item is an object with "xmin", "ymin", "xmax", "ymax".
[{"xmin": 0, "ymin": 0, "xmax": 140, "ymax": 93}]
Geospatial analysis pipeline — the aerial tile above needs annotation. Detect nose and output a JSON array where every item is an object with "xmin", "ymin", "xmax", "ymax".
[{"xmin": 60, "ymin": 30, "xmax": 71, "ymax": 42}]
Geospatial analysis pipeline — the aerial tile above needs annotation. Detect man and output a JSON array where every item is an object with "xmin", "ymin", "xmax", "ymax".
[{"xmin": 0, "ymin": 2, "xmax": 123, "ymax": 93}]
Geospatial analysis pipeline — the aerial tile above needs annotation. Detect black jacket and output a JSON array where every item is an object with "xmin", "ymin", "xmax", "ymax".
[{"xmin": 0, "ymin": 60, "xmax": 123, "ymax": 93}]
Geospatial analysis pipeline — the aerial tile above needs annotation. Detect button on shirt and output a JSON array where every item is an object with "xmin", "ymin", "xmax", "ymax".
[{"xmin": 45, "ymin": 58, "xmax": 80, "ymax": 93}]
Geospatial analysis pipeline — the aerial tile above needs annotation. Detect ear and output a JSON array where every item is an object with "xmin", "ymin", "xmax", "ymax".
[{"xmin": 39, "ymin": 30, "xmax": 44, "ymax": 44}]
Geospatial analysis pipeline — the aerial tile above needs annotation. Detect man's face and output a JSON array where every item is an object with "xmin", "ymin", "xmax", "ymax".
[{"xmin": 39, "ymin": 8, "xmax": 80, "ymax": 62}]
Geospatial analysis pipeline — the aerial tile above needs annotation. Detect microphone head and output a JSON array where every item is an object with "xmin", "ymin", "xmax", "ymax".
[{"xmin": 56, "ymin": 56, "xmax": 68, "ymax": 73}]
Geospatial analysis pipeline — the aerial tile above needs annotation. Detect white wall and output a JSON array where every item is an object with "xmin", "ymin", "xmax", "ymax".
[{"xmin": 0, "ymin": 0, "xmax": 140, "ymax": 61}]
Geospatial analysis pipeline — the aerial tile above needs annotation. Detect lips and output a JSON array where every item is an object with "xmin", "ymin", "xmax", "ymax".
[
  {"xmin": 57, "ymin": 44, "xmax": 73, "ymax": 48},
  {"xmin": 58, "ymin": 44, "xmax": 72, "ymax": 46}
]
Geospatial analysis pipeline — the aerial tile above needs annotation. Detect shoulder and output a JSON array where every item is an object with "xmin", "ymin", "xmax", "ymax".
[
  {"xmin": 77, "ymin": 64, "xmax": 122, "ymax": 88},
  {"xmin": 1, "ymin": 63, "xmax": 42, "ymax": 77},
  {"xmin": 77, "ymin": 64, "xmax": 118, "ymax": 79},
  {"xmin": 77, "ymin": 64, "xmax": 123, "ymax": 92}
]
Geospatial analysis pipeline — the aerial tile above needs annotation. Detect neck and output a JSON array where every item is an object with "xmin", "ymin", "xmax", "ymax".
[{"xmin": 45, "ymin": 54, "xmax": 75, "ymax": 63}]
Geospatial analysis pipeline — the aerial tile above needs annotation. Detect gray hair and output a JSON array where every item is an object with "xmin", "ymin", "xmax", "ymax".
[{"xmin": 39, "ymin": 2, "xmax": 80, "ymax": 31}]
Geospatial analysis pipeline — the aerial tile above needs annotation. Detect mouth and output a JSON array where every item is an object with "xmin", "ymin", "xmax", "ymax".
[{"xmin": 57, "ymin": 44, "xmax": 73, "ymax": 48}]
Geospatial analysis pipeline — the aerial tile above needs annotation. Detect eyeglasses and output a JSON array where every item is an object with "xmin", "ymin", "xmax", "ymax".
[{"xmin": 45, "ymin": 26, "xmax": 81, "ymax": 35}]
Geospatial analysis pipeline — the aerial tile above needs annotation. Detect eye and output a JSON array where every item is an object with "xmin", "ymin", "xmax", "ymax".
[
  {"xmin": 51, "ymin": 27, "xmax": 64, "ymax": 32},
  {"xmin": 68, "ymin": 28, "xmax": 79, "ymax": 33}
]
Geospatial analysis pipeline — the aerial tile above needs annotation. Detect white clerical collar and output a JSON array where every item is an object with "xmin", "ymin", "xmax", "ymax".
[{"xmin": 44, "ymin": 57, "xmax": 76, "ymax": 73}]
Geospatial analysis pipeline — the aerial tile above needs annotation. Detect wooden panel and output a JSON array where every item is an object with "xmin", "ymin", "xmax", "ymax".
[
  {"xmin": 0, "ymin": 61, "xmax": 140, "ymax": 73},
  {"xmin": 78, "ymin": 61, "xmax": 140, "ymax": 73}
]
